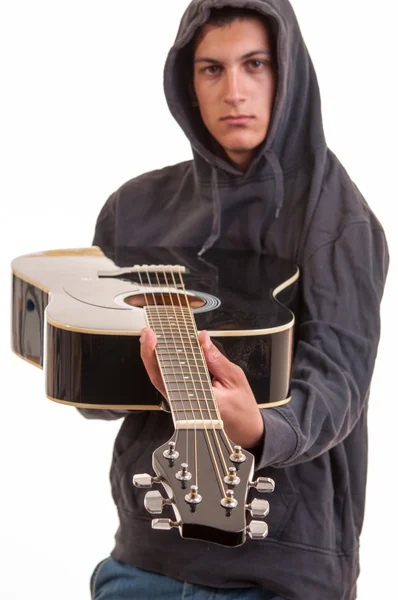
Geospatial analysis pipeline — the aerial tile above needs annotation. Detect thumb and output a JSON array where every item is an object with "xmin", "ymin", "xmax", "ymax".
[{"xmin": 198, "ymin": 331, "xmax": 240, "ymax": 387}]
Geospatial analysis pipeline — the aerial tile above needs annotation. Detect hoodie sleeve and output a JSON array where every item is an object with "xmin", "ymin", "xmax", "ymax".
[
  {"xmin": 76, "ymin": 193, "xmax": 132, "ymax": 421},
  {"xmin": 254, "ymin": 221, "xmax": 389, "ymax": 469}
]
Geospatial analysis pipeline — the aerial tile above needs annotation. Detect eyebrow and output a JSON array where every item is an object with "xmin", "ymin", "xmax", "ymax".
[{"xmin": 194, "ymin": 50, "xmax": 271, "ymax": 64}]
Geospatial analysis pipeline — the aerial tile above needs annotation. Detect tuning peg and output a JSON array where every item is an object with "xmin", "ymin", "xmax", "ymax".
[
  {"xmin": 246, "ymin": 498, "xmax": 270, "ymax": 518},
  {"xmin": 249, "ymin": 477, "xmax": 275, "ymax": 493},
  {"xmin": 229, "ymin": 445, "xmax": 247, "ymax": 463},
  {"xmin": 163, "ymin": 441, "xmax": 179, "ymax": 460},
  {"xmin": 151, "ymin": 518, "xmax": 181, "ymax": 531},
  {"xmin": 144, "ymin": 490, "xmax": 172, "ymax": 515},
  {"xmin": 246, "ymin": 520, "xmax": 269, "ymax": 540},
  {"xmin": 132, "ymin": 473, "xmax": 162, "ymax": 488},
  {"xmin": 224, "ymin": 466, "xmax": 240, "ymax": 486}
]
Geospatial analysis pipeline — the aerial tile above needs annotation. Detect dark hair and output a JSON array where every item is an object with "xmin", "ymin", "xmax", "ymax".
[
  {"xmin": 193, "ymin": 6, "xmax": 277, "ymax": 63},
  {"xmin": 206, "ymin": 6, "xmax": 270, "ymax": 27}
]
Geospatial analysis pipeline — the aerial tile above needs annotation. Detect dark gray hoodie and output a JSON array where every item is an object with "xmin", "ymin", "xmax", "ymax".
[{"xmin": 81, "ymin": 1, "xmax": 389, "ymax": 598}]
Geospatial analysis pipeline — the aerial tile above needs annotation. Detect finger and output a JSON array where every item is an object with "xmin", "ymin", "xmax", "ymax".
[
  {"xmin": 198, "ymin": 330, "xmax": 241, "ymax": 387},
  {"xmin": 140, "ymin": 327, "xmax": 166, "ymax": 396}
]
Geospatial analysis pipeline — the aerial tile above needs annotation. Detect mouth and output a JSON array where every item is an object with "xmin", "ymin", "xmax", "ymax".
[{"xmin": 220, "ymin": 115, "xmax": 255, "ymax": 125}]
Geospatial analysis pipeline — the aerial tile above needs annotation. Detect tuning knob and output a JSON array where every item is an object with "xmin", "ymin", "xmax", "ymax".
[
  {"xmin": 151, "ymin": 518, "xmax": 181, "ymax": 531},
  {"xmin": 144, "ymin": 490, "xmax": 172, "ymax": 515},
  {"xmin": 229, "ymin": 445, "xmax": 247, "ymax": 463},
  {"xmin": 249, "ymin": 477, "xmax": 275, "ymax": 493},
  {"xmin": 246, "ymin": 520, "xmax": 269, "ymax": 540},
  {"xmin": 246, "ymin": 498, "xmax": 270, "ymax": 518},
  {"xmin": 163, "ymin": 441, "xmax": 179, "ymax": 460},
  {"xmin": 132, "ymin": 473, "xmax": 162, "ymax": 488}
]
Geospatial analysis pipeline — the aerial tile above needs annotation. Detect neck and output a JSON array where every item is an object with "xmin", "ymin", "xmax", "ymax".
[
  {"xmin": 226, "ymin": 150, "xmax": 254, "ymax": 172},
  {"xmin": 145, "ymin": 304, "xmax": 221, "ymax": 428},
  {"xmin": 208, "ymin": 137, "xmax": 255, "ymax": 172}
]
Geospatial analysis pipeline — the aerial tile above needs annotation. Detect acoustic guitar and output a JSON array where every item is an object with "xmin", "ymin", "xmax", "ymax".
[{"xmin": 11, "ymin": 245, "xmax": 299, "ymax": 547}]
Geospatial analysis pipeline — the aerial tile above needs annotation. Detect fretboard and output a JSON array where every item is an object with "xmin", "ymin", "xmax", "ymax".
[{"xmin": 145, "ymin": 306, "xmax": 219, "ymax": 425}]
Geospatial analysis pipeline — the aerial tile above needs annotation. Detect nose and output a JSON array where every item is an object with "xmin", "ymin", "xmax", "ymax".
[{"xmin": 223, "ymin": 68, "xmax": 245, "ymax": 106}]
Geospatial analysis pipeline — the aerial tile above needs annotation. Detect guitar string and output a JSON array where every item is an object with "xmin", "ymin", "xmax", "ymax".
[
  {"xmin": 138, "ymin": 265, "xmax": 238, "ymax": 500},
  {"xmin": 175, "ymin": 272, "xmax": 234, "ymax": 469},
  {"xmin": 170, "ymin": 271, "xmax": 227, "ymax": 498},
  {"xmin": 159, "ymin": 269, "xmax": 201, "ymax": 489},
  {"xmin": 154, "ymin": 270, "xmax": 192, "ymax": 471},
  {"xmin": 167, "ymin": 270, "xmax": 224, "ymax": 497},
  {"xmin": 137, "ymin": 269, "xmax": 181, "ymax": 453}
]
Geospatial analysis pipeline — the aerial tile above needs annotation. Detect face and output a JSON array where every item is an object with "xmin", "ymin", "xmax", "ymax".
[{"xmin": 193, "ymin": 17, "xmax": 276, "ymax": 172}]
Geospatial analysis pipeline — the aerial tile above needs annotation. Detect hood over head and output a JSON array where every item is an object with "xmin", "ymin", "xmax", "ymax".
[
  {"xmin": 164, "ymin": 0, "xmax": 326, "ymax": 172},
  {"xmin": 163, "ymin": 0, "xmax": 328, "ymax": 254}
]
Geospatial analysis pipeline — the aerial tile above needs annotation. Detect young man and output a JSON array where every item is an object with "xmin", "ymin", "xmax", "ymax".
[{"xmin": 82, "ymin": 1, "xmax": 389, "ymax": 599}]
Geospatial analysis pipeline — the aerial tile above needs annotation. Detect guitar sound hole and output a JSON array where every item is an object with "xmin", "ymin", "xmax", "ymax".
[{"xmin": 123, "ymin": 292, "xmax": 206, "ymax": 309}]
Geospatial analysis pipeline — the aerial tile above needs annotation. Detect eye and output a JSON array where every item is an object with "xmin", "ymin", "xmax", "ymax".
[
  {"xmin": 247, "ymin": 59, "xmax": 266, "ymax": 70},
  {"xmin": 203, "ymin": 65, "xmax": 222, "ymax": 75}
]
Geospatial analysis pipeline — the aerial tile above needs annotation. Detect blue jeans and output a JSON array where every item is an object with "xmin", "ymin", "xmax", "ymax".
[{"xmin": 91, "ymin": 557, "xmax": 284, "ymax": 600}]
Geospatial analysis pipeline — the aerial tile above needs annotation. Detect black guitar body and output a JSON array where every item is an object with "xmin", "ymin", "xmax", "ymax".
[{"xmin": 12, "ymin": 246, "xmax": 299, "ymax": 411}]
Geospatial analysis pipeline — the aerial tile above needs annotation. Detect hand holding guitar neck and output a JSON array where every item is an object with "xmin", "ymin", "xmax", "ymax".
[{"xmin": 140, "ymin": 327, "xmax": 264, "ymax": 449}]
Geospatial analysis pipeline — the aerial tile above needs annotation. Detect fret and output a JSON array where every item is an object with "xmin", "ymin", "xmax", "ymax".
[
  {"xmin": 155, "ymin": 342, "xmax": 200, "ymax": 352},
  {"xmin": 148, "ymin": 316, "xmax": 195, "ymax": 321},
  {"xmin": 168, "ymin": 391, "xmax": 214, "ymax": 401},
  {"xmin": 170, "ymin": 406, "xmax": 217, "ymax": 416},
  {"xmin": 158, "ymin": 359, "xmax": 206, "ymax": 368},
  {"xmin": 157, "ymin": 347, "xmax": 201, "ymax": 353},
  {"xmin": 172, "ymin": 413, "xmax": 219, "ymax": 421},
  {"xmin": 152, "ymin": 338, "xmax": 199, "ymax": 347},
  {"xmin": 166, "ymin": 384, "xmax": 212, "ymax": 393},
  {"xmin": 156, "ymin": 341, "xmax": 200, "ymax": 348},
  {"xmin": 146, "ymin": 317, "xmax": 195, "ymax": 324},
  {"xmin": 149, "ymin": 316, "xmax": 194, "ymax": 323},
  {"xmin": 147, "ymin": 327, "xmax": 196, "ymax": 333},
  {"xmin": 170, "ymin": 405, "xmax": 218, "ymax": 419},
  {"xmin": 168, "ymin": 388, "xmax": 213, "ymax": 396},
  {"xmin": 152, "ymin": 338, "xmax": 199, "ymax": 348},
  {"xmin": 165, "ymin": 382, "xmax": 211, "ymax": 392},
  {"xmin": 156, "ymin": 339, "xmax": 198, "ymax": 344},
  {"xmin": 145, "ymin": 310, "xmax": 192, "ymax": 319},
  {"xmin": 157, "ymin": 350, "xmax": 203, "ymax": 358},
  {"xmin": 148, "ymin": 322, "xmax": 193, "ymax": 328},
  {"xmin": 146, "ymin": 306, "xmax": 192, "ymax": 311},
  {"xmin": 155, "ymin": 335, "xmax": 197, "ymax": 342},
  {"xmin": 171, "ymin": 405, "xmax": 218, "ymax": 414},
  {"xmin": 159, "ymin": 359, "xmax": 208, "ymax": 377},
  {"xmin": 147, "ymin": 316, "xmax": 195, "ymax": 322},
  {"xmin": 163, "ymin": 375, "xmax": 209, "ymax": 383},
  {"xmin": 158, "ymin": 349, "xmax": 200, "ymax": 357}
]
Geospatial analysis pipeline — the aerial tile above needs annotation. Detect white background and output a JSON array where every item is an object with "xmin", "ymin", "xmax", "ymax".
[{"xmin": 1, "ymin": 1, "xmax": 396, "ymax": 598}]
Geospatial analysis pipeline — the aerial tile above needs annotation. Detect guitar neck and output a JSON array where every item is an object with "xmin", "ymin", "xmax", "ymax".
[{"xmin": 145, "ymin": 305, "xmax": 221, "ymax": 429}]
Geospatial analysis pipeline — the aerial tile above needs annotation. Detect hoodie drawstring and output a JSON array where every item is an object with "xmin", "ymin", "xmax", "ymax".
[
  {"xmin": 198, "ymin": 166, "xmax": 221, "ymax": 257},
  {"xmin": 198, "ymin": 150, "xmax": 284, "ymax": 256},
  {"xmin": 265, "ymin": 148, "xmax": 285, "ymax": 219}
]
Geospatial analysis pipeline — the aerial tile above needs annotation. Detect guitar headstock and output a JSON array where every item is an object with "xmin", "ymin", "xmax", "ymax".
[{"xmin": 133, "ymin": 429, "xmax": 275, "ymax": 547}]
